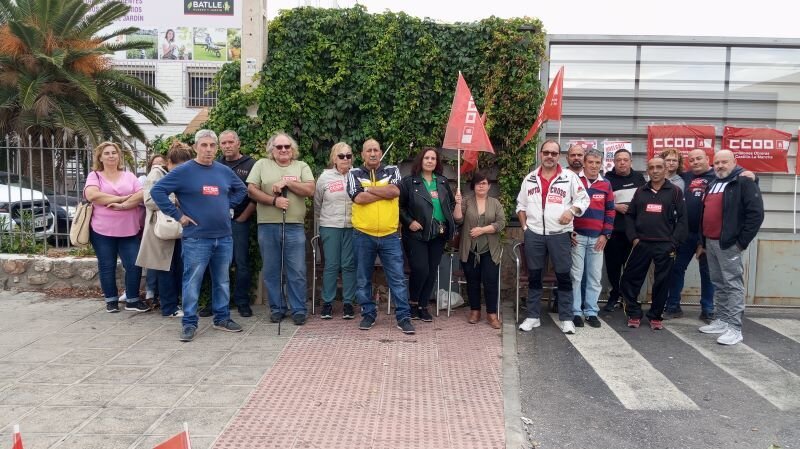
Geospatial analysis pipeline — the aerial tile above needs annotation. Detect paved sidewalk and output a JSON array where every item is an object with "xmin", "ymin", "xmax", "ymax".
[{"xmin": 0, "ymin": 292, "xmax": 506, "ymax": 449}]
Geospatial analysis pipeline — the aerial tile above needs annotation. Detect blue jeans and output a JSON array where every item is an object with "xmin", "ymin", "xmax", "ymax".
[
  {"xmin": 89, "ymin": 229, "xmax": 142, "ymax": 302},
  {"xmin": 258, "ymin": 223, "xmax": 307, "ymax": 317},
  {"xmin": 571, "ymin": 234, "xmax": 603, "ymax": 317},
  {"xmin": 145, "ymin": 269, "xmax": 158, "ymax": 297},
  {"xmin": 666, "ymin": 232, "xmax": 714, "ymax": 314},
  {"xmin": 156, "ymin": 239, "xmax": 182, "ymax": 316},
  {"xmin": 231, "ymin": 219, "xmax": 252, "ymax": 307},
  {"xmin": 181, "ymin": 236, "xmax": 233, "ymax": 328},
  {"xmin": 353, "ymin": 230, "xmax": 410, "ymax": 322},
  {"xmin": 319, "ymin": 226, "xmax": 356, "ymax": 304}
]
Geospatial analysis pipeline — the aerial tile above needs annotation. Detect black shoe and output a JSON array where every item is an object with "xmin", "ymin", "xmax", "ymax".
[
  {"xmin": 198, "ymin": 306, "xmax": 212, "ymax": 317},
  {"xmin": 213, "ymin": 319, "xmax": 243, "ymax": 332},
  {"xmin": 180, "ymin": 326, "xmax": 196, "ymax": 342},
  {"xmin": 342, "ymin": 303, "xmax": 355, "ymax": 320},
  {"xmin": 270, "ymin": 312, "xmax": 284, "ymax": 323},
  {"xmin": 106, "ymin": 301, "xmax": 120, "ymax": 313},
  {"xmin": 293, "ymin": 314, "xmax": 307, "ymax": 326},
  {"xmin": 663, "ymin": 310, "xmax": 684, "ymax": 320},
  {"xmin": 573, "ymin": 315, "xmax": 584, "ymax": 327},
  {"xmin": 237, "ymin": 304, "xmax": 253, "ymax": 318},
  {"xmin": 125, "ymin": 300, "xmax": 150, "ymax": 312},
  {"xmin": 699, "ymin": 311, "xmax": 715, "ymax": 323},
  {"xmin": 602, "ymin": 301, "xmax": 617, "ymax": 313},
  {"xmin": 586, "ymin": 316, "xmax": 601, "ymax": 328},
  {"xmin": 417, "ymin": 308, "xmax": 433, "ymax": 322},
  {"xmin": 409, "ymin": 307, "xmax": 420, "ymax": 320},
  {"xmin": 397, "ymin": 318, "xmax": 416, "ymax": 334},
  {"xmin": 359, "ymin": 315, "xmax": 375, "ymax": 330},
  {"xmin": 321, "ymin": 303, "xmax": 333, "ymax": 320}
]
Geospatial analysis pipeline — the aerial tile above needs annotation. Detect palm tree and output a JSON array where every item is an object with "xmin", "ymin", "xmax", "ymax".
[{"xmin": 0, "ymin": 0, "xmax": 171, "ymax": 146}]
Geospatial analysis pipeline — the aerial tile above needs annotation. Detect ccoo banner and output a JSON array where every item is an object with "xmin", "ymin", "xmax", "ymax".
[
  {"xmin": 722, "ymin": 126, "xmax": 791, "ymax": 173},
  {"xmin": 647, "ymin": 124, "xmax": 715, "ymax": 170}
]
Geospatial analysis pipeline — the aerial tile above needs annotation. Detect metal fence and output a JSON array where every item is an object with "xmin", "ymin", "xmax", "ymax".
[{"xmin": 0, "ymin": 134, "xmax": 147, "ymax": 253}]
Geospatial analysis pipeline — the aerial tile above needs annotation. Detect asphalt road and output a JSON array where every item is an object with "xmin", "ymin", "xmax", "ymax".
[{"xmin": 516, "ymin": 306, "xmax": 800, "ymax": 449}]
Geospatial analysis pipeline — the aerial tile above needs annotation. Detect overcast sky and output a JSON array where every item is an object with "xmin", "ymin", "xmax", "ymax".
[{"xmin": 268, "ymin": 0, "xmax": 800, "ymax": 39}]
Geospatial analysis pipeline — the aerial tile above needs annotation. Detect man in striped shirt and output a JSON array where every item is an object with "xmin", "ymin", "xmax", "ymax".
[{"xmin": 570, "ymin": 149, "xmax": 615, "ymax": 329}]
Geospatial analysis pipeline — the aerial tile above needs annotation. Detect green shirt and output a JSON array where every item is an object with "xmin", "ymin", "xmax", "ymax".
[
  {"xmin": 246, "ymin": 159, "xmax": 314, "ymax": 224},
  {"xmin": 423, "ymin": 175, "xmax": 445, "ymax": 222}
]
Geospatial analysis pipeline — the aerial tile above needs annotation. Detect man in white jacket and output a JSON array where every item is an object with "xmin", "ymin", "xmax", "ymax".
[{"xmin": 517, "ymin": 139, "xmax": 590, "ymax": 334}]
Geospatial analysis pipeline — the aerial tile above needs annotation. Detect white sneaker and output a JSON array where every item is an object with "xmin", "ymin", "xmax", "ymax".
[
  {"xmin": 167, "ymin": 309, "xmax": 184, "ymax": 318},
  {"xmin": 699, "ymin": 319, "xmax": 728, "ymax": 334},
  {"xmin": 561, "ymin": 320, "xmax": 576, "ymax": 334},
  {"xmin": 518, "ymin": 318, "xmax": 541, "ymax": 332},
  {"xmin": 717, "ymin": 328, "xmax": 743, "ymax": 345}
]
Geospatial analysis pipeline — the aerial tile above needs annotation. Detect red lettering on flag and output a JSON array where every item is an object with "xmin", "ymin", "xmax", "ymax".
[{"xmin": 442, "ymin": 72, "xmax": 494, "ymax": 174}]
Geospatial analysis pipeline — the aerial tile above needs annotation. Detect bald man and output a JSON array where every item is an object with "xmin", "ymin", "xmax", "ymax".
[{"xmin": 697, "ymin": 150, "xmax": 763, "ymax": 345}]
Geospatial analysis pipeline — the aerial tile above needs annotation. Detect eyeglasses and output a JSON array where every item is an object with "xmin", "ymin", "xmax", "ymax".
[
  {"xmin": 337, "ymin": 153, "xmax": 353, "ymax": 160},
  {"xmin": 274, "ymin": 144, "xmax": 292, "ymax": 151},
  {"xmin": 541, "ymin": 151, "xmax": 559, "ymax": 157}
]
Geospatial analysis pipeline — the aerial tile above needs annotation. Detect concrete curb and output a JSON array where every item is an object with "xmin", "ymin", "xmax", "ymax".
[{"xmin": 502, "ymin": 303, "xmax": 526, "ymax": 449}]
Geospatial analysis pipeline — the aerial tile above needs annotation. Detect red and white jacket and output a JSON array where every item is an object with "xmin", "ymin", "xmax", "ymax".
[{"xmin": 515, "ymin": 166, "xmax": 590, "ymax": 235}]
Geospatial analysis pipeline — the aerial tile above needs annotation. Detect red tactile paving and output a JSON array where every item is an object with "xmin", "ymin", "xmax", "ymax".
[{"xmin": 213, "ymin": 307, "xmax": 505, "ymax": 449}]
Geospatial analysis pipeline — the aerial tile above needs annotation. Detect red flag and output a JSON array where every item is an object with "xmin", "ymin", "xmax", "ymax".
[
  {"xmin": 461, "ymin": 112, "xmax": 487, "ymax": 174},
  {"xmin": 153, "ymin": 431, "xmax": 190, "ymax": 449},
  {"xmin": 519, "ymin": 66, "xmax": 564, "ymax": 148},
  {"xmin": 12, "ymin": 425, "xmax": 23, "ymax": 449},
  {"xmin": 442, "ymin": 73, "xmax": 494, "ymax": 159}
]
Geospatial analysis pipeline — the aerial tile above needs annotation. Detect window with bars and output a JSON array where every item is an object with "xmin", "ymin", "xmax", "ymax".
[
  {"xmin": 113, "ymin": 64, "xmax": 157, "ymax": 106},
  {"xmin": 186, "ymin": 67, "xmax": 220, "ymax": 107}
]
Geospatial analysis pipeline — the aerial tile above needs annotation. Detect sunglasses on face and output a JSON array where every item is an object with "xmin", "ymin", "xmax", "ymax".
[
  {"xmin": 541, "ymin": 151, "xmax": 559, "ymax": 157},
  {"xmin": 337, "ymin": 153, "xmax": 353, "ymax": 160},
  {"xmin": 274, "ymin": 144, "xmax": 292, "ymax": 151}
]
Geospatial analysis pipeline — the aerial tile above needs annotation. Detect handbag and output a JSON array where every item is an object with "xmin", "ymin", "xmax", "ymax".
[
  {"xmin": 69, "ymin": 201, "xmax": 93, "ymax": 246},
  {"xmin": 154, "ymin": 211, "xmax": 182, "ymax": 240}
]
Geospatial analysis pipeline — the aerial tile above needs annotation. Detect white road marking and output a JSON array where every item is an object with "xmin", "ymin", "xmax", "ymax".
[
  {"xmin": 668, "ymin": 319, "xmax": 800, "ymax": 411},
  {"xmin": 749, "ymin": 318, "xmax": 800, "ymax": 345},
  {"xmin": 550, "ymin": 314, "xmax": 698, "ymax": 410}
]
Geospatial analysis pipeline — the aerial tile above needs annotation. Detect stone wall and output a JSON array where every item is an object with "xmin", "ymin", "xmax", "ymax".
[{"xmin": 0, "ymin": 254, "xmax": 123, "ymax": 291}]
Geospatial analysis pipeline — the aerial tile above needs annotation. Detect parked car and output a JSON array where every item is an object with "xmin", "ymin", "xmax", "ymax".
[{"xmin": 0, "ymin": 172, "xmax": 57, "ymax": 239}]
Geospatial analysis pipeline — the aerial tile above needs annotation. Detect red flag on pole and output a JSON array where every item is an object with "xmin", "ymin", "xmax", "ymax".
[
  {"xmin": 153, "ymin": 430, "xmax": 190, "ymax": 449},
  {"xmin": 461, "ymin": 112, "xmax": 488, "ymax": 174},
  {"xmin": 12, "ymin": 425, "xmax": 23, "ymax": 449},
  {"xmin": 442, "ymin": 72, "xmax": 494, "ymax": 165},
  {"xmin": 519, "ymin": 66, "xmax": 565, "ymax": 148}
]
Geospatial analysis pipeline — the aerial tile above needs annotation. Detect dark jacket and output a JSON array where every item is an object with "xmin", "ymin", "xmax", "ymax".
[
  {"xmin": 625, "ymin": 179, "xmax": 687, "ymax": 247},
  {"xmin": 699, "ymin": 166, "xmax": 764, "ymax": 250},
  {"xmin": 681, "ymin": 168, "xmax": 716, "ymax": 233},
  {"xmin": 218, "ymin": 154, "xmax": 256, "ymax": 219},
  {"xmin": 399, "ymin": 174, "xmax": 456, "ymax": 242},
  {"xmin": 605, "ymin": 168, "xmax": 646, "ymax": 234}
]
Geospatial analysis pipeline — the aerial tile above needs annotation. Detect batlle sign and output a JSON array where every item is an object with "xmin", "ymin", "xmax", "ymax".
[{"xmin": 185, "ymin": 0, "xmax": 234, "ymax": 15}]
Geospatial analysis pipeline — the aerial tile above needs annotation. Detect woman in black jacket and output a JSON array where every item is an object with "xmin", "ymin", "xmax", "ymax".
[{"xmin": 399, "ymin": 148, "xmax": 462, "ymax": 321}]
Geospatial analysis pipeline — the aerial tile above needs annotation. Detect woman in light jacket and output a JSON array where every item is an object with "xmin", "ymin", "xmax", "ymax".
[
  {"xmin": 136, "ymin": 142, "xmax": 193, "ymax": 317},
  {"xmin": 313, "ymin": 142, "xmax": 356, "ymax": 320},
  {"xmin": 457, "ymin": 171, "xmax": 506, "ymax": 329}
]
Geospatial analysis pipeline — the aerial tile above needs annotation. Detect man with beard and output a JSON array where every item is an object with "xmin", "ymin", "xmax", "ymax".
[
  {"xmin": 697, "ymin": 150, "xmax": 763, "ymax": 345},
  {"xmin": 566, "ymin": 144, "xmax": 585, "ymax": 175}
]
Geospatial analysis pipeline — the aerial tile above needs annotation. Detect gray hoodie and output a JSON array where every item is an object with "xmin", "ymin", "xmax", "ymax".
[{"xmin": 314, "ymin": 168, "xmax": 353, "ymax": 232}]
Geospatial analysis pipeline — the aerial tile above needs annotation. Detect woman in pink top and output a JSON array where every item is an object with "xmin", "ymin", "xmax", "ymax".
[{"xmin": 84, "ymin": 142, "xmax": 147, "ymax": 313}]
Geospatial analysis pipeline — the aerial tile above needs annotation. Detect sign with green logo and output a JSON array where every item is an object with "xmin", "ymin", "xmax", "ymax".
[{"xmin": 185, "ymin": 0, "xmax": 234, "ymax": 16}]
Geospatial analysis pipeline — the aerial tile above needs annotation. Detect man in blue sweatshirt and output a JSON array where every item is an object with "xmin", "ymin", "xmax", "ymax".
[{"xmin": 150, "ymin": 129, "xmax": 248, "ymax": 342}]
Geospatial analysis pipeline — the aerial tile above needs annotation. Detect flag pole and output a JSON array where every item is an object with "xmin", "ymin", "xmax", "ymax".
[
  {"xmin": 794, "ymin": 175, "xmax": 798, "ymax": 234},
  {"xmin": 457, "ymin": 149, "xmax": 461, "ymax": 192},
  {"xmin": 557, "ymin": 121, "xmax": 562, "ymax": 147}
]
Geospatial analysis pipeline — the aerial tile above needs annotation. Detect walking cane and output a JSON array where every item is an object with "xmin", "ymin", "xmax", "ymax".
[{"xmin": 278, "ymin": 186, "xmax": 289, "ymax": 336}]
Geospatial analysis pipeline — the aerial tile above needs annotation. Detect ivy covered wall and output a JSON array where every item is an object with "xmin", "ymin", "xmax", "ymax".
[{"xmin": 204, "ymin": 6, "xmax": 547, "ymax": 215}]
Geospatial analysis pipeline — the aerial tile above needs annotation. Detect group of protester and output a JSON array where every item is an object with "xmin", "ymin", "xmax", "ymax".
[
  {"xmin": 84, "ymin": 130, "xmax": 505, "ymax": 341},
  {"xmin": 84, "ymin": 129, "xmax": 764, "ymax": 345},
  {"xmin": 516, "ymin": 139, "xmax": 764, "ymax": 345}
]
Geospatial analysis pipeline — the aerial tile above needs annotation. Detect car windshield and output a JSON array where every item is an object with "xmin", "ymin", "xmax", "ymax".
[{"xmin": 0, "ymin": 172, "xmax": 57, "ymax": 195}]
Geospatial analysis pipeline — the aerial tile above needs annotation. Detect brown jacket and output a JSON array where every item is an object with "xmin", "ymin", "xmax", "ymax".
[
  {"xmin": 457, "ymin": 195, "xmax": 506, "ymax": 265},
  {"xmin": 135, "ymin": 166, "xmax": 177, "ymax": 271}
]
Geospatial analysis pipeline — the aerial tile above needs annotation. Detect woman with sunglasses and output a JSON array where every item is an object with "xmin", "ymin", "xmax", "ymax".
[
  {"xmin": 247, "ymin": 132, "xmax": 316, "ymax": 325},
  {"xmin": 313, "ymin": 142, "xmax": 356, "ymax": 320},
  {"xmin": 399, "ymin": 147, "xmax": 462, "ymax": 322}
]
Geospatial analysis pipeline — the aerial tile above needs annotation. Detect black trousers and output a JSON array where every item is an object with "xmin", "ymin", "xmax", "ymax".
[
  {"xmin": 462, "ymin": 252, "xmax": 499, "ymax": 313},
  {"xmin": 604, "ymin": 231, "xmax": 632, "ymax": 305},
  {"xmin": 620, "ymin": 241, "xmax": 676, "ymax": 320},
  {"xmin": 405, "ymin": 235, "xmax": 446, "ymax": 309}
]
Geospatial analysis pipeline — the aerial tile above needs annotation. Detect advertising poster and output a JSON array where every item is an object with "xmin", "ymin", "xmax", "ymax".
[
  {"xmin": 602, "ymin": 140, "xmax": 632, "ymax": 174},
  {"xmin": 721, "ymin": 126, "xmax": 791, "ymax": 173}
]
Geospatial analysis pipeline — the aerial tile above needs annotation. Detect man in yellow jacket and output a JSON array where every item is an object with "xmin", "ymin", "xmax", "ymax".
[{"xmin": 346, "ymin": 139, "xmax": 414, "ymax": 334}]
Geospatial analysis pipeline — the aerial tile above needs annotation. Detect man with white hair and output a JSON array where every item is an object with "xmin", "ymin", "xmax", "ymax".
[
  {"xmin": 697, "ymin": 150, "xmax": 764, "ymax": 345},
  {"xmin": 151, "ymin": 129, "xmax": 248, "ymax": 342}
]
